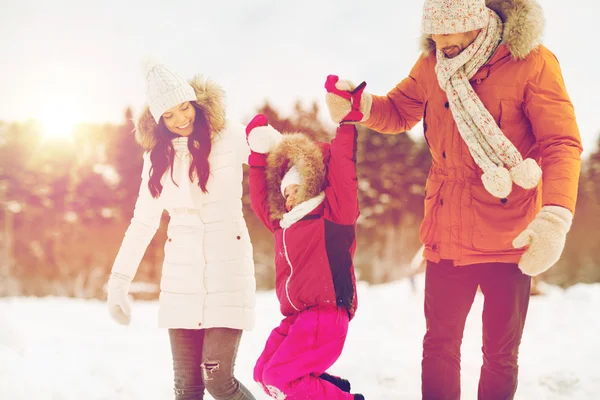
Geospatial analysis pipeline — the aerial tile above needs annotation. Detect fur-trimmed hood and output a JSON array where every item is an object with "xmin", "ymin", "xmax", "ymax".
[
  {"xmin": 135, "ymin": 75, "xmax": 226, "ymax": 150},
  {"xmin": 420, "ymin": 0, "xmax": 545, "ymax": 60},
  {"xmin": 266, "ymin": 134, "xmax": 329, "ymax": 221}
]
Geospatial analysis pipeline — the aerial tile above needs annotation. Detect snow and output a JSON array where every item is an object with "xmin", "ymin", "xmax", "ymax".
[{"xmin": 1, "ymin": 277, "xmax": 599, "ymax": 399}]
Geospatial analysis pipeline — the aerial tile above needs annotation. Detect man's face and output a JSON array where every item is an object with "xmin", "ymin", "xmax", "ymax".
[{"xmin": 431, "ymin": 30, "xmax": 481, "ymax": 58}]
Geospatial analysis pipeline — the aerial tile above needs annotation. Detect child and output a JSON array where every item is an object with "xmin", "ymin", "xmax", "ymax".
[{"xmin": 244, "ymin": 79, "xmax": 368, "ymax": 400}]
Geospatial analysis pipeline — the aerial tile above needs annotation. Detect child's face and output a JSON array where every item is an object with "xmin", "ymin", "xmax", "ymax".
[{"xmin": 284, "ymin": 184, "xmax": 300, "ymax": 212}]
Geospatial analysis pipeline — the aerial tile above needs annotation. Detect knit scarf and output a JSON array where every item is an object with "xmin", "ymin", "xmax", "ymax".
[
  {"xmin": 435, "ymin": 8, "xmax": 542, "ymax": 198},
  {"xmin": 279, "ymin": 192, "xmax": 326, "ymax": 229}
]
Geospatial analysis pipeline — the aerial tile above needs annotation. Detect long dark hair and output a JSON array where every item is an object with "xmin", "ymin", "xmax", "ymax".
[{"xmin": 147, "ymin": 103, "xmax": 212, "ymax": 198}]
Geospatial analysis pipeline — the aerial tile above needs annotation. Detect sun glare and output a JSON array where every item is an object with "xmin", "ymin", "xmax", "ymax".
[
  {"xmin": 40, "ymin": 116, "xmax": 75, "ymax": 140},
  {"xmin": 38, "ymin": 97, "xmax": 82, "ymax": 141}
]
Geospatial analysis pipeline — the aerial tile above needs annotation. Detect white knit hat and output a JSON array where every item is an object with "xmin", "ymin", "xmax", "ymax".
[
  {"xmin": 280, "ymin": 166, "xmax": 301, "ymax": 196},
  {"xmin": 142, "ymin": 57, "xmax": 198, "ymax": 123},
  {"xmin": 422, "ymin": 0, "xmax": 489, "ymax": 35}
]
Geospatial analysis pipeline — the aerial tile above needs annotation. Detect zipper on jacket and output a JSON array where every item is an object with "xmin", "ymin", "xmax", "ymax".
[{"xmin": 282, "ymin": 228, "xmax": 300, "ymax": 311}]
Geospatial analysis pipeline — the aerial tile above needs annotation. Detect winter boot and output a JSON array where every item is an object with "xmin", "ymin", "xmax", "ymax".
[{"xmin": 319, "ymin": 373, "xmax": 351, "ymax": 392}]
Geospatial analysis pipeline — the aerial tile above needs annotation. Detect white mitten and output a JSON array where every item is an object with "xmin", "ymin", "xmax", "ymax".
[
  {"xmin": 324, "ymin": 75, "xmax": 372, "ymax": 124},
  {"xmin": 107, "ymin": 272, "xmax": 133, "ymax": 325},
  {"xmin": 512, "ymin": 205, "xmax": 573, "ymax": 276}
]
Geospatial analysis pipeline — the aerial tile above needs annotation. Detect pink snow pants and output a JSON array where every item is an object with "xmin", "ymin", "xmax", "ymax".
[{"xmin": 254, "ymin": 306, "xmax": 353, "ymax": 399}]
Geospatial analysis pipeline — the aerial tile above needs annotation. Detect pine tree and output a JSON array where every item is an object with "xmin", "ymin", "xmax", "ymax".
[{"xmin": 113, "ymin": 107, "xmax": 143, "ymax": 207}]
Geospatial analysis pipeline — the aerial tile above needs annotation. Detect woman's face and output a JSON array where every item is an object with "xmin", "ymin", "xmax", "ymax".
[{"xmin": 161, "ymin": 102, "xmax": 196, "ymax": 136}]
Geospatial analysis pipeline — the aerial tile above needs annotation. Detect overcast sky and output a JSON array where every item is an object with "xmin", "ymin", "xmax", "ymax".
[{"xmin": 1, "ymin": 0, "xmax": 598, "ymax": 154}]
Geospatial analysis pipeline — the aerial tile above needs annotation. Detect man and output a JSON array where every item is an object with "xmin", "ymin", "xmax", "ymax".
[{"xmin": 325, "ymin": 0, "xmax": 582, "ymax": 399}]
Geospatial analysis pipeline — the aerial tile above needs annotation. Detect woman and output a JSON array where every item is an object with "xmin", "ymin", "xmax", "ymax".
[{"xmin": 106, "ymin": 59, "xmax": 256, "ymax": 400}]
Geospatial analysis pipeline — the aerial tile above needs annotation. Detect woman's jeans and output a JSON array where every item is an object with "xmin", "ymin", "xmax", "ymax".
[{"xmin": 168, "ymin": 327, "xmax": 256, "ymax": 400}]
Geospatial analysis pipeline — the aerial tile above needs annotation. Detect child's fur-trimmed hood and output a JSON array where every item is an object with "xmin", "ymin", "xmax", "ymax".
[{"xmin": 266, "ymin": 134, "xmax": 329, "ymax": 221}]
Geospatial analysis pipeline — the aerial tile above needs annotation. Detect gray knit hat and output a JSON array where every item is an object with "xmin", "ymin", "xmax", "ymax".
[
  {"xmin": 142, "ymin": 57, "xmax": 197, "ymax": 123},
  {"xmin": 422, "ymin": 0, "xmax": 489, "ymax": 35}
]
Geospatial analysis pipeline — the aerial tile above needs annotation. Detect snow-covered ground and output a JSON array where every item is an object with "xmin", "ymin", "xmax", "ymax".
[{"xmin": 1, "ymin": 276, "xmax": 599, "ymax": 400}]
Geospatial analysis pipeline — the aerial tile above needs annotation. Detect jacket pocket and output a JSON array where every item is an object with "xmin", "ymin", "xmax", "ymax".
[
  {"xmin": 419, "ymin": 179, "xmax": 444, "ymax": 245},
  {"xmin": 162, "ymin": 224, "xmax": 205, "ymax": 279},
  {"xmin": 499, "ymin": 99, "xmax": 532, "ymax": 152},
  {"xmin": 203, "ymin": 220, "xmax": 250, "ymax": 264},
  {"xmin": 423, "ymin": 101, "xmax": 431, "ymax": 148},
  {"xmin": 470, "ymin": 183, "xmax": 538, "ymax": 252}
]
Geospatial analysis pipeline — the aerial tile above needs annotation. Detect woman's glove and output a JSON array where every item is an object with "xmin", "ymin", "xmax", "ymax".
[{"xmin": 107, "ymin": 272, "xmax": 133, "ymax": 325}]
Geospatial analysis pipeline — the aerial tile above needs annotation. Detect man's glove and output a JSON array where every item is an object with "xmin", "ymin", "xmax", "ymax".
[
  {"xmin": 512, "ymin": 205, "xmax": 573, "ymax": 276},
  {"xmin": 324, "ymin": 75, "xmax": 372, "ymax": 124}
]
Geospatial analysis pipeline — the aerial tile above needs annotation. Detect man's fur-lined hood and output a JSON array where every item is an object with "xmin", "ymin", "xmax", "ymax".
[
  {"xmin": 135, "ymin": 75, "xmax": 226, "ymax": 150},
  {"xmin": 266, "ymin": 134, "xmax": 329, "ymax": 221},
  {"xmin": 420, "ymin": 0, "xmax": 545, "ymax": 60}
]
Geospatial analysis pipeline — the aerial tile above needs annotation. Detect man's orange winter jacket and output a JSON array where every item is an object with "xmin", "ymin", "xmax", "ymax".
[{"xmin": 363, "ymin": 0, "xmax": 582, "ymax": 266}]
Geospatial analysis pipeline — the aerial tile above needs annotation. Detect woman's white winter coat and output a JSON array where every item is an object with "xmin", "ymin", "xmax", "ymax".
[{"xmin": 111, "ymin": 77, "xmax": 255, "ymax": 330}]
